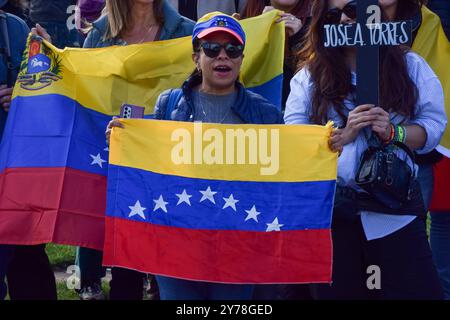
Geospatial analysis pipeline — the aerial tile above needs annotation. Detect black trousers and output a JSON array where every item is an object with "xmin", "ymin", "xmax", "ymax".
[
  {"xmin": 6, "ymin": 244, "xmax": 57, "ymax": 300},
  {"xmin": 109, "ymin": 267, "xmax": 146, "ymax": 300},
  {"xmin": 310, "ymin": 217, "xmax": 444, "ymax": 300}
]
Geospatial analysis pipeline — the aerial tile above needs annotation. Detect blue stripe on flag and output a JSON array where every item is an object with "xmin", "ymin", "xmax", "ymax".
[{"xmin": 106, "ymin": 164, "xmax": 335, "ymax": 232}]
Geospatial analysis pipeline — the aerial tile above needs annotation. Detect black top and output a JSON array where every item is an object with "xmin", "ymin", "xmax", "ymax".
[
  {"xmin": 427, "ymin": 0, "xmax": 450, "ymax": 41},
  {"xmin": 29, "ymin": 0, "xmax": 77, "ymax": 23}
]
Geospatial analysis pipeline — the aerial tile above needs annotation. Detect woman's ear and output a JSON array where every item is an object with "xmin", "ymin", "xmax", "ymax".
[{"xmin": 192, "ymin": 52, "xmax": 201, "ymax": 70}]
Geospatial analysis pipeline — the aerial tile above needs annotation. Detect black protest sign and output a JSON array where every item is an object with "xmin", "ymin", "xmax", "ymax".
[{"xmin": 323, "ymin": 0, "xmax": 412, "ymax": 105}]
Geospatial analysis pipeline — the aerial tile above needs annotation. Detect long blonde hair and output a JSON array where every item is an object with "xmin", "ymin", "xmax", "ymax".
[{"xmin": 104, "ymin": 0, "xmax": 164, "ymax": 40}]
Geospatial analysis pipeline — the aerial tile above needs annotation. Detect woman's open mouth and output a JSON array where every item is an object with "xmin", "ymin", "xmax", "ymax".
[{"xmin": 213, "ymin": 65, "xmax": 232, "ymax": 77}]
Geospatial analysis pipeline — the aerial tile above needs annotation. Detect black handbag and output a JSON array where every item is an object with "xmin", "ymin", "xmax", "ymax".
[{"xmin": 355, "ymin": 141, "xmax": 416, "ymax": 210}]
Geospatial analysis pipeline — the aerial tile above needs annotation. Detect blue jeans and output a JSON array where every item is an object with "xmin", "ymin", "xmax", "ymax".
[
  {"xmin": 430, "ymin": 212, "xmax": 450, "ymax": 300},
  {"xmin": 0, "ymin": 245, "xmax": 14, "ymax": 300},
  {"xmin": 156, "ymin": 276, "xmax": 254, "ymax": 300},
  {"xmin": 418, "ymin": 164, "xmax": 450, "ymax": 299}
]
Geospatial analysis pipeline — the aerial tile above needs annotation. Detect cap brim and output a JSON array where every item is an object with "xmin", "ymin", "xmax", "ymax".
[{"xmin": 197, "ymin": 27, "xmax": 244, "ymax": 45}]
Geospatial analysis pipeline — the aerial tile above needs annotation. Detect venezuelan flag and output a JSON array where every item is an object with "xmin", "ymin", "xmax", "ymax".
[
  {"xmin": 0, "ymin": 11, "xmax": 285, "ymax": 250},
  {"xmin": 104, "ymin": 121, "xmax": 337, "ymax": 284},
  {"xmin": 413, "ymin": 7, "xmax": 450, "ymax": 211},
  {"xmin": 413, "ymin": 7, "xmax": 450, "ymax": 156}
]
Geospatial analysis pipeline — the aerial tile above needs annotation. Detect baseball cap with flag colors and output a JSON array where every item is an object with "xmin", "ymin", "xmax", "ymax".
[{"xmin": 193, "ymin": 12, "xmax": 246, "ymax": 46}]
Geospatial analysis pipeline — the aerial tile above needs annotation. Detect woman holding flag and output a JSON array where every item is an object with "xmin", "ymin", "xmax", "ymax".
[
  {"xmin": 106, "ymin": 12, "xmax": 284, "ymax": 300},
  {"xmin": 285, "ymin": 0, "xmax": 446, "ymax": 299},
  {"xmin": 33, "ymin": 0, "xmax": 195, "ymax": 301}
]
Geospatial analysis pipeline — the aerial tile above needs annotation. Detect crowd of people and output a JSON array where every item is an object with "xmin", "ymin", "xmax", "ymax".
[{"xmin": 0, "ymin": 0, "xmax": 450, "ymax": 300}]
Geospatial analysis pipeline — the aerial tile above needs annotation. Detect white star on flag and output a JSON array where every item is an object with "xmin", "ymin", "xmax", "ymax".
[
  {"xmin": 90, "ymin": 153, "xmax": 107, "ymax": 168},
  {"xmin": 245, "ymin": 205, "xmax": 261, "ymax": 222},
  {"xmin": 153, "ymin": 195, "xmax": 169, "ymax": 213},
  {"xmin": 222, "ymin": 194, "xmax": 239, "ymax": 211},
  {"xmin": 199, "ymin": 186, "xmax": 217, "ymax": 204},
  {"xmin": 176, "ymin": 189, "xmax": 192, "ymax": 206},
  {"xmin": 128, "ymin": 200, "xmax": 146, "ymax": 220},
  {"xmin": 104, "ymin": 147, "xmax": 109, "ymax": 152},
  {"xmin": 266, "ymin": 217, "xmax": 284, "ymax": 232}
]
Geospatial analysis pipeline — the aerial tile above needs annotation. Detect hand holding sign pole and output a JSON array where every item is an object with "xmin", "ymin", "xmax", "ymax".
[{"xmin": 323, "ymin": 0, "xmax": 412, "ymax": 106}]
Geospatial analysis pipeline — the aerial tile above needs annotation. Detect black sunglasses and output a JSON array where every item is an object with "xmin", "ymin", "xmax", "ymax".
[
  {"xmin": 199, "ymin": 42, "xmax": 244, "ymax": 59},
  {"xmin": 325, "ymin": 0, "xmax": 357, "ymax": 24}
]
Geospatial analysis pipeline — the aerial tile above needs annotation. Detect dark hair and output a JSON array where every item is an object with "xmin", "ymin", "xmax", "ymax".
[
  {"xmin": 241, "ymin": 0, "xmax": 311, "ymax": 19},
  {"xmin": 296, "ymin": 0, "xmax": 418, "ymax": 125},
  {"xmin": 395, "ymin": 0, "xmax": 425, "ymax": 20}
]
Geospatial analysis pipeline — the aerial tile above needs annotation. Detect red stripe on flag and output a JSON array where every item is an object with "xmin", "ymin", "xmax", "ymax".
[
  {"xmin": 103, "ymin": 217, "xmax": 332, "ymax": 284},
  {"xmin": 430, "ymin": 157, "xmax": 450, "ymax": 212},
  {"xmin": 0, "ymin": 167, "xmax": 106, "ymax": 250}
]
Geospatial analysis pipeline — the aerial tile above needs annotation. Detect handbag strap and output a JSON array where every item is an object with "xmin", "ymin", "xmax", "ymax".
[
  {"xmin": 392, "ymin": 141, "xmax": 416, "ymax": 165},
  {"xmin": 391, "ymin": 140, "xmax": 416, "ymax": 200}
]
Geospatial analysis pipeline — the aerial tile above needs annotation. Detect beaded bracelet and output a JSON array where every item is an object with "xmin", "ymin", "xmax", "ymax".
[{"xmin": 382, "ymin": 124, "xmax": 395, "ymax": 145}]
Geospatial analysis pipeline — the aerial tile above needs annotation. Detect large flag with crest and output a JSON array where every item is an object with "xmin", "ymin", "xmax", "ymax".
[{"xmin": 0, "ymin": 11, "xmax": 285, "ymax": 250}]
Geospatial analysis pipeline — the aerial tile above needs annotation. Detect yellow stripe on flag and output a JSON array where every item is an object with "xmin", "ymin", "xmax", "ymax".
[
  {"xmin": 109, "ymin": 120, "xmax": 337, "ymax": 183},
  {"xmin": 12, "ymin": 10, "xmax": 284, "ymax": 116}
]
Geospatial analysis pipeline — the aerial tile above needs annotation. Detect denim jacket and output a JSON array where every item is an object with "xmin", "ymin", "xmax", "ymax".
[{"xmin": 154, "ymin": 74, "xmax": 284, "ymax": 125}]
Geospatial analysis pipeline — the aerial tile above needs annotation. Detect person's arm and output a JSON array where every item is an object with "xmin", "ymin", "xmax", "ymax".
[
  {"xmin": 284, "ymin": 68, "xmax": 313, "ymax": 125},
  {"xmin": 369, "ymin": 106, "xmax": 429, "ymax": 150},
  {"xmin": 408, "ymin": 77, "xmax": 447, "ymax": 153},
  {"xmin": 370, "ymin": 66, "xmax": 446, "ymax": 152},
  {"xmin": 403, "ymin": 125, "xmax": 427, "ymax": 150}
]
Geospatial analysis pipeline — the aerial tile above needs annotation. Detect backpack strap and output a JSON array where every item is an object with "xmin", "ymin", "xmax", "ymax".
[
  {"xmin": 164, "ymin": 89, "xmax": 183, "ymax": 120},
  {"xmin": 0, "ymin": 11, "xmax": 13, "ymax": 87}
]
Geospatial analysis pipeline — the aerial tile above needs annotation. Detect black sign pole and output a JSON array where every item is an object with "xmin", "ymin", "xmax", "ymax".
[{"xmin": 356, "ymin": 0, "xmax": 379, "ymax": 106}]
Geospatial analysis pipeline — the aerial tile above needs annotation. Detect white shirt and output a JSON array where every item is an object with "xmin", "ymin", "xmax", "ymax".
[{"xmin": 284, "ymin": 52, "xmax": 447, "ymax": 240}]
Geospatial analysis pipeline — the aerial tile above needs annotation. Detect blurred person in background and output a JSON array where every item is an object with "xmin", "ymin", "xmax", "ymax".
[
  {"xmin": 241, "ymin": 0, "xmax": 311, "ymax": 110},
  {"xmin": 28, "ymin": 0, "xmax": 80, "ymax": 47},
  {"xmin": 0, "ymin": 0, "xmax": 57, "ymax": 300},
  {"xmin": 168, "ymin": 0, "xmax": 247, "ymax": 21}
]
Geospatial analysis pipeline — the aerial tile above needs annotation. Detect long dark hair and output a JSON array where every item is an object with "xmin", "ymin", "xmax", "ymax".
[
  {"xmin": 297, "ymin": 0, "xmax": 419, "ymax": 125},
  {"xmin": 241, "ymin": 0, "xmax": 311, "ymax": 19}
]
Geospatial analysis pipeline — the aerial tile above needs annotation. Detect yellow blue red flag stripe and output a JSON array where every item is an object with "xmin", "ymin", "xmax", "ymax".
[
  {"xmin": 0, "ymin": 11, "xmax": 285, "ymax": 250},
  {"xmin": 104, "ymin": 121, "xmax": 336, "ymax": 284}
]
